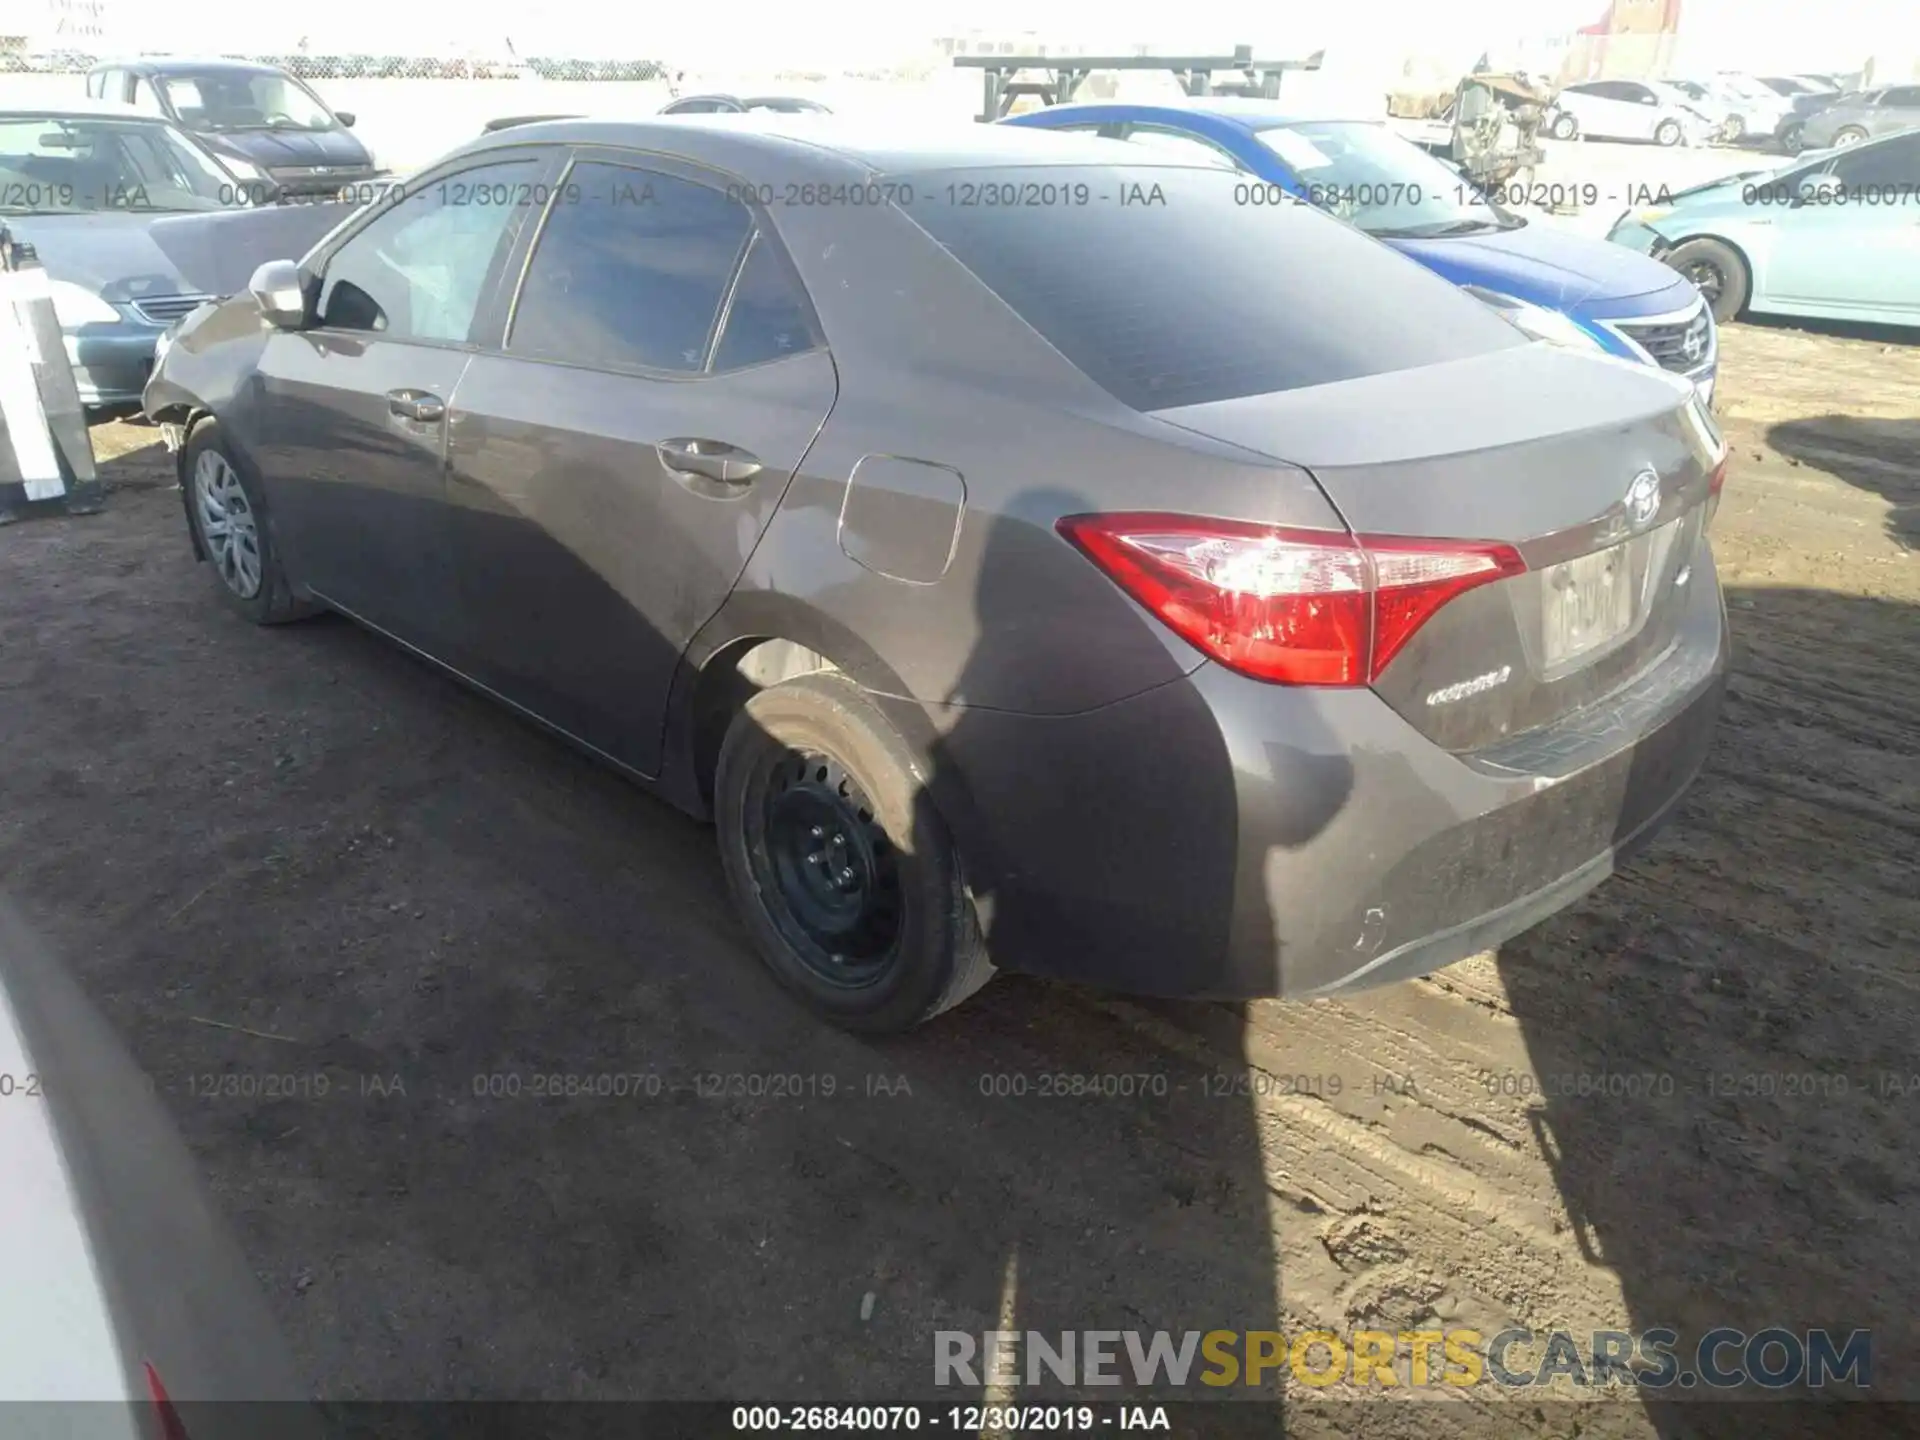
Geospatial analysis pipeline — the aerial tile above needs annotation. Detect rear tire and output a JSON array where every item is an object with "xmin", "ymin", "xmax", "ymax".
[
  {"xmin": 1723, "ymin": 114, "xmax": 1746, "ymax": 142},
  {"xmin": 1779, "ymin": 120, "xmax": 1806, "ymax": 154},
  {"xmin": 182, "ymin": 419, "xmax": 317, "ymax": 626},
  {"xmin": 1665, "ymin": 237, "xmax": 1750, "ymax": 325},
  {"xmin": 1550, "ymin": 112, "xmax": 1578, "ymax": 141},
  {"xmin": 1833, "ymin": 126, "xmax": 1869, "ymax": 147},
  {"xmin": 1655, "ymin": 119, "xmax": 1683, "ymax": 147},
  {"xmin": 714, "ymin": 672, "xmax": 994, "ymax": 1033}
]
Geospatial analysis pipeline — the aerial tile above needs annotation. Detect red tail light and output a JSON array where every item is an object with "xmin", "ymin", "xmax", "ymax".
[
  {"xmin": 145, "ymin": 1362, "xmax": 191, "ymax": 1440},
  {"xmin": 1056, "ymin": 512, "xmax": 1525, "ymax": 687}
]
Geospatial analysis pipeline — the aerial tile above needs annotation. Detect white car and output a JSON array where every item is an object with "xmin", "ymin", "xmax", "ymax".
[
  {"xmin": 1663, "ymin": 78, "xmax": 1778, "ymax": 143},
  {"xmin": 1704, "ymin": 74, "xmax": 1798, "ymax": 139},
  {"xmin": 1547, "ymin": 79, "xmax": 1718, "ymax": 146}
]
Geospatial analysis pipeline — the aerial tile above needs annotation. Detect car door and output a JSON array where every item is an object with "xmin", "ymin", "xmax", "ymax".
[
  {"xmin": 241, "ymin": 148, "xmax": 561, "ymax": 652},
  {"xmin": 1762, "ymin": 134, "xmax": 1920, "ymax": 318},
  {"xmin": 1564, "ymin": 84, "xmax": 1619, "ymax": 138},
  {"xmin": 1617, "ymin": 82, "xmax": 1666, "ymax": 139},
  {"xmin": 1873, "ymin": 86, "xmax": 1920, "ymax": 137},
  {"xmin": 442, "ymin": 152, "xmax": 838, "ymax": 776}
]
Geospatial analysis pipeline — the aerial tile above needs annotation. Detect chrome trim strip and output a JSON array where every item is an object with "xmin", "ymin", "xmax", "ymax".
[{"xmin": 128, "ymin": 294, "xmax": 216, "ymax": 327}]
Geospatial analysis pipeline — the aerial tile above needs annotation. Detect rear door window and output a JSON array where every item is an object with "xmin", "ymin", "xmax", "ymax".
[
  {"xmin": 900, "ymin": 163, "xmax": 1524, "ymax": 412},
  {"xmin": 508, "ymin": 159, "xmax": 753, "ymax": 373},
  {"xmin": 1828, "ymin": 134, "xmax": 1920, "ymax": 191},
  {"xmin": 711, "ymin": 232, "xmax": 821, "ymax": 371}
]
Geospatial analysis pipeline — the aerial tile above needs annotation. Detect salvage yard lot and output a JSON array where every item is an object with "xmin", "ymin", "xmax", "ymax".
[{"xmin": 3, "ymin": 320, "xmax": 1916, "ymax": 1434}]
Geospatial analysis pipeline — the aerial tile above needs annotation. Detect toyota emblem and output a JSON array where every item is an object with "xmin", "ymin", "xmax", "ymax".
[{"xmin": 1626, "ymin": 469, "xmax": 1662, "ymax": 528}]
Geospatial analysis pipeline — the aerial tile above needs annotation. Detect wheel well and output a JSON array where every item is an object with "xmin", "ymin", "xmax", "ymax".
[
  {"xmin": 688, "ymin": 637, "xmax": 839, "ymax": 807},
  {"xmin": 169, "ymin": 407, "xmax": 215, "ymax": 560},
  {"xmin": 1668, "ymin": 232, "xmax": 1755, "ymax": 298}
]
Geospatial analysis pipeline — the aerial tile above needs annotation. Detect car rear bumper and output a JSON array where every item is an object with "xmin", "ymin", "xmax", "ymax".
[{"xmin": 884, "ymin": 544, "xmax": 1728, "ymax": 1000}]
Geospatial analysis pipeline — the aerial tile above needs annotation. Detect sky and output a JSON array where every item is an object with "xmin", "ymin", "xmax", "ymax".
[{"xmin": 68, "ymin": 0, "xmax": 1920, "ymax": 75}]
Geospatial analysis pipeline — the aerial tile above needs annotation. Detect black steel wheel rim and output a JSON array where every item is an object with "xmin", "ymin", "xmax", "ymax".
[
  {"xmin": 755, "ymin": 749, "xmax": 902, "ymax": 986},
  {"xmin": 1682, "ymin": 259, "xmax": 1725, "ymax": 305}
]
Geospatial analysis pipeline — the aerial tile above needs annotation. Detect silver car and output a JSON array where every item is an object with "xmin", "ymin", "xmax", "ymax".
[
  {"xmin": 1, "ymin": 102, "xmax": 263, "ymax": 408},
  {"xmin": 0, "ymin": 897, "xmax": 324, "ymax": 1437},
  {"xmin": 1799, "ymin": 86, "xmax": 1920, "ymax": 150}
]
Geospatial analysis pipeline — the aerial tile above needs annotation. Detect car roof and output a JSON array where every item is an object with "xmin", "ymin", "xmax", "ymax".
[
  {"xmin": 91, "ymin": 56, "xmax": 288, "ymax": 76},
  {"xmin": 459, "ymin": 115, "xmax": 1203, "ymax": 183},
  {"xmin": 0, "ymin": 99, "xmax": 161, "ymax": 121},
  {"xmin": 1019, "ymin": 98, "xmax": 1380, "ymax": 128}
]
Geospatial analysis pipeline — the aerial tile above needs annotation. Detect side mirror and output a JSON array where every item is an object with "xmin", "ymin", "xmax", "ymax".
[
  {"xmin": 335, "ymin": 111, "xmax": 355, "ymax": 128},
  {"xmin": 248, "ymin": 260, "xmax": 306, "ymax": 329}
]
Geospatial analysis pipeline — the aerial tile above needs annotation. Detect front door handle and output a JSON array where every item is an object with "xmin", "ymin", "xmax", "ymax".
[
  {"xmin": 656, "ymin": 437, "xmax": 763, "ymax": 486},
  {"xmin": 387, "ymin": 388, "xmax": 445, "ymax": 423}
]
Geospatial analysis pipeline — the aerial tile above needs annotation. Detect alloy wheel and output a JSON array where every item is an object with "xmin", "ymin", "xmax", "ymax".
[{"xmin": 193, "ymin": 449, "xmax": 263, "ymax": 599}]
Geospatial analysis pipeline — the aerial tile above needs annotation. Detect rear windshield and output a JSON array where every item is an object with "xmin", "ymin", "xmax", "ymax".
[{"xmin": 897, "ymin": 164, "xmax": 1525, "ymax": 411}]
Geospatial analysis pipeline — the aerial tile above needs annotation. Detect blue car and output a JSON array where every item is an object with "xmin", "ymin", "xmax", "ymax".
[{"xmin": 1004, "ymin": 98, "xmax": 1718, "ymax": 405}]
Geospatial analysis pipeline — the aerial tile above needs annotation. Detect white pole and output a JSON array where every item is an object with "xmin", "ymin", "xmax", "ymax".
[{"xmin": 0, "ymin": 267, "xmax": 65, "ymax": 503}]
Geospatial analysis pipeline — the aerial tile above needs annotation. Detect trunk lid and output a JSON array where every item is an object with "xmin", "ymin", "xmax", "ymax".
[{"xmin": 1152, "ymin": 344, "xmax": 1724, "ymax": 751}]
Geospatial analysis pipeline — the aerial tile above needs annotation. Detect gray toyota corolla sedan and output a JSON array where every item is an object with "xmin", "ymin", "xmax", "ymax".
[{"xmin": 145, "ymin": 118, "xmax": 1731, "ymax": 1033}]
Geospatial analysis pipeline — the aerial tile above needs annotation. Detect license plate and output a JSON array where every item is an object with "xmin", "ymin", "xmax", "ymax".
[{"xmin": 1542, "ymin": 543, "xmax": 1633, "ymax": 667}]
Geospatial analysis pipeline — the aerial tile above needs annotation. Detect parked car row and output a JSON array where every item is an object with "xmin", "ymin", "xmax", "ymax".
[
  {"xmin": 1547, "ymin": 79, "xmax": 1723, "ymax": 147},
  {"xmin": 1542, "ymin": 71, "xmax": 1917, "ymax": 157},
  {"xmin": 138, "ymin": 113, "xmax": 1733, "ymax": 1033}
]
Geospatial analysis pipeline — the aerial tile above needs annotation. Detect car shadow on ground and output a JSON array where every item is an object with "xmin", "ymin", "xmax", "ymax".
[
  {"xmin": 1496, "ymin": 580, "xmax": 1919, "ymax": 1435},
  {"xmin": 1765, "ymin": 413, "xmax": 1918, "ymax": 550}
]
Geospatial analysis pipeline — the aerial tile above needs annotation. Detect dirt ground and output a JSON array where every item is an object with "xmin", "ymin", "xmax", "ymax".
[{"xmin": 2, "ymin": 321, "xmax": 1916, "ymax": 1438}]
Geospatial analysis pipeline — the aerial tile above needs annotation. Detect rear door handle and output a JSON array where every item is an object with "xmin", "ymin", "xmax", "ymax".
[
  {"xmin": 387, "ymin": 388, "xmax": 445, "ymax": 423},
  {"xmin": 656, "ymin": 437, "xmax": 763, "ymax": 486}
]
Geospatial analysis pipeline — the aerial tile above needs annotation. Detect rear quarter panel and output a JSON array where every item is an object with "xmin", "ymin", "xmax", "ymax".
[{"xmin": 709, "ymin": 192, "xmax": 1347, "ymax": 716}]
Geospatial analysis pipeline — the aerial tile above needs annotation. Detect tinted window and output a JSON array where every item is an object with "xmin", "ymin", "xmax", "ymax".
[
  {"xmin": 319, "ymin": 160, "xmax": 534, "ymax": 341},
  {"xmin": 509, "ymin": 161, "xmax": 752, "ymax": 373},
  {"xmin": 0, "ymin": 117, "xmax": 241, "ymax": 214},
  {"xmin": 902, "ymin": 164, "xmax": 1524, "ymax": 412},
  {"xmin": 1829, "ymin": 134, "xmax": 1920, "ymax": 189},
  {"xmin": 128, "ymin": 78, "xmax": 166, "ymax": 116},
  {"xmin": 1121, "ymin": 128, "xmax": 1239, "ymax": 169},
  {"xmin": 1882, "ymin": 87, "xmax": 1920, "ymax": 107},
  {"xmin": 712, "ymin": 233, "xmax": 820, "ymax": 370}
]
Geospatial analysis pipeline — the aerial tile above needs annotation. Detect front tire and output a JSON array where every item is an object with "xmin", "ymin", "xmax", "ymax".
[
  {"xmin": 1779, "ymin": 120, "xmax": 1806, "ymax": 154},
  {"xmin": 1549, "ymin": 112, "xmax": 1578, "ymax": 141},
  {"xmin": 1655, "ymin": 119, "xmax": 1683, "ymax": 147},
  {"xmin": 182, "ymin": 420, "xmax": 316, "ymax": 625},
  {"xmin": 1666, "ymin": 237, "xmax": 1750, "ymax": 325},
  {"xmin": 1723, "ymin": 114, "xmax": 1746, "ymax": 142},
  {"xmin": 714, "ymin": 672, "xmax": 994, "ymax": 1033},
  {"xmin": 1833, "ymin": 126, "xmax": 1869, "ymax": 147}
]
